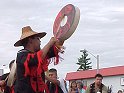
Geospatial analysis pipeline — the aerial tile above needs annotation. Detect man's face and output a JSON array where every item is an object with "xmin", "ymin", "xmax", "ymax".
[
  {"xmin": 30, "ymin": 37, "xmax": 41, "ymax": 52},
  {"xmin": 95, "ymin": 77, "xmax": 103, "ymax": 86},
  {"xmin": 49, "ymin": 72, "xmax": 57, "ymax": 79}
]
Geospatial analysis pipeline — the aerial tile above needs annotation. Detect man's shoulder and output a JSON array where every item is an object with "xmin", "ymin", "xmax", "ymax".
[
  {"xmin": 17, "ymin": 49, "xmax": 30, "ymax": 57},
  {"xmin": 18, "ymin": 49, "xmax": 29, "ymax": 54},
  {"xmin": 102, "ymin": 84, "xmax": 108, "ymax": 90}
]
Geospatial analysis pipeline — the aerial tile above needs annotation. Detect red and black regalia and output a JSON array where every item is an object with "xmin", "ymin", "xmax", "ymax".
[{"xmin": 14, "ymin": 46, "xmax": 58, "ymax": 93}]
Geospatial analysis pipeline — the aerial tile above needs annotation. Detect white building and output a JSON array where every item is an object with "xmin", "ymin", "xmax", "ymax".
[
  {"xmin": 0, "ymin": 69, "xmax": 3, "ymax": 76},
  {"xmin": 65, "ymin": 66, "xmax": 124, "ymax": 93}
]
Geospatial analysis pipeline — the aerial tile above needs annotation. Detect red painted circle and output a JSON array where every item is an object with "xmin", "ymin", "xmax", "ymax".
[{"xmin": 53, "ymin": 4, "xmax": 80, "ymax": 41}]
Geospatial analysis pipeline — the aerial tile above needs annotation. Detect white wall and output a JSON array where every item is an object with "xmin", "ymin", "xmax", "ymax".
[{"xmin": 103, "ymin": 75, "xmax": 124, "ymax": 93}]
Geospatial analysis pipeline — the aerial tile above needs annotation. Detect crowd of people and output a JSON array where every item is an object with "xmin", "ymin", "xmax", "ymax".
[
  {"xmin": 68, "ymin": 81, "xmax": 85, "ymax": 93},
  {"xmin": 0, "ymin": 26, "xmax": 123, "ymax": 93}
]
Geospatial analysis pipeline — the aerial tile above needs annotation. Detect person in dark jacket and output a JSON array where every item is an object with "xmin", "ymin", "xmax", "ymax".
[
  {"xmin": 14, "ymin": 26, "xmax": 64, "ymax": 93},
  {"xmin": 46, "ymin": 68, "xmax": 68, "ymax": 93},
  {"xmin": 85, "ymin": 74, "xmax": 108, "ymax": 93}
]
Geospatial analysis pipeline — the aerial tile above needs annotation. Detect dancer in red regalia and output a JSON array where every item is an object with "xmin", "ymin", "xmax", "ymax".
[{"xmin": 14, "ymin": 26, "xmax": 63, "ymax": 93}]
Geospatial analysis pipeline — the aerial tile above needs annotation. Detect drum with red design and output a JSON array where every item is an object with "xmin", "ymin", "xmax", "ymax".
[{"xmin": 53, "ymin": 4, "xmax": 80, "ymax": 41}]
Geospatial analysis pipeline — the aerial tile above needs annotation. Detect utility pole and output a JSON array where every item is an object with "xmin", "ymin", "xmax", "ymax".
[
  {"xmin": 96, "ymin": 55, "xmax": 99, "ymax": 74},
  {"xmin": 80, "ymin": 49, "xmax": 99, "ymax": 73}
]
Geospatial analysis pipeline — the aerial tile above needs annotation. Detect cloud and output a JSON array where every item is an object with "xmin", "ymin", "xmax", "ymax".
[{"xmin": 0, "ymin": 0, "xmax": 124, "ymax": 78}]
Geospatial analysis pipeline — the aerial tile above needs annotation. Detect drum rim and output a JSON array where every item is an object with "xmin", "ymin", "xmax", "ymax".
[{"xmin": 53, "ymin": 4, "xmax": 80, "ymax": 41}]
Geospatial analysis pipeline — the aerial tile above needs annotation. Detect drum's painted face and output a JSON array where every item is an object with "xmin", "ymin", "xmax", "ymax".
[{"xmin": 53, "ymin": 4, "xmax": 80, "ymax": 41}]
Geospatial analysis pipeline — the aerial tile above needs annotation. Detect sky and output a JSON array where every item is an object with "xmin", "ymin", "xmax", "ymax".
[{"xmin": 0, "ymin": 0, "xmax": 124, "ymax": 78}]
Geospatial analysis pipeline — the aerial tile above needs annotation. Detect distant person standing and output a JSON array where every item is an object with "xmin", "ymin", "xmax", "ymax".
[
  {"xmin": 77, "ymin": 81, "xmax": 85, "ymax": 93},
  {"xmin": 46, "ymin": 68, "xmax": 68, "ymax": 93},
  {"xmin": 68, "ymin": 81, "xmax": 79, "ymax": 93},
  {"xmin": 85, "ymin": 74, "xmax": 108, "ymax": 93}
]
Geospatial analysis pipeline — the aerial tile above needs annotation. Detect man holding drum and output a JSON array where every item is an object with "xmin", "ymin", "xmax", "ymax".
[
  {"xmin": 14, "ymin": 26, "xmax": 64, "ymax": 93},
  {"xmin": 13, "ymin": 3, "xmax": 80, "ymax": 93}
]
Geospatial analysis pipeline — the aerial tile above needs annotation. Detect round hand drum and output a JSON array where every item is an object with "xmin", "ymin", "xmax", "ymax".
[{"xmin": 53, "ymin": 4, "xmax": 80, "ymax": 41}]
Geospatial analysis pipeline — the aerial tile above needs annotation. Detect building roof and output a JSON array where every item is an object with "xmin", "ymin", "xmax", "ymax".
[{"xmin": 65, "ymin": 66, "xmax": 124, "ymax": 80}]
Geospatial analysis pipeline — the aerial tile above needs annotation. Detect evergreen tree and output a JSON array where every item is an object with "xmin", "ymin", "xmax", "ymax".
[{"xmin": 76, "ymin": 49, "xmax": 92, "ymax": 71}]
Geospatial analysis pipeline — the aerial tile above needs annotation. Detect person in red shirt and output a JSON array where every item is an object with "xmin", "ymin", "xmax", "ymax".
[{"xmin": 14, "ymin": 26, "xmax": 64, "ymax": 93}]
